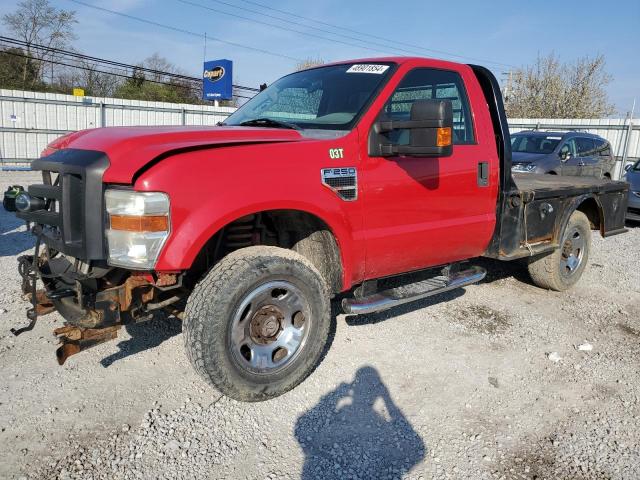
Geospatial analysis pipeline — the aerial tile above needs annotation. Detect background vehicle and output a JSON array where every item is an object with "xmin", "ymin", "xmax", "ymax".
[
  {"xmin": 8, "ymin": 57, "xmax": 629, "ymax": 402},
  {"xmin": 511, "ymin": 131, "xmax": 615, "ymax": 178},
  {"xmin": 623, "ymin": 160, "xmax": 640, "ymax": 221}
]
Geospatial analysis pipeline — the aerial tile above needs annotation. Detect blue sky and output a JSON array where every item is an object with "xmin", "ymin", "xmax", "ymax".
[{"xmin": 1, "ymin": 0, "xmax": 638, "ymax": 113}]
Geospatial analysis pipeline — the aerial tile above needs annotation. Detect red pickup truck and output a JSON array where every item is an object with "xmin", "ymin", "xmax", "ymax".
[{"xmin": 9, "ymin": 57, "xmax": 629, "ymax": 401}]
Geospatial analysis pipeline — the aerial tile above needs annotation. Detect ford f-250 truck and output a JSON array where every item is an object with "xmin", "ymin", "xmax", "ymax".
[{"xmin": 8, "ymin": 57, "xmax": 629, "ymax": 401}]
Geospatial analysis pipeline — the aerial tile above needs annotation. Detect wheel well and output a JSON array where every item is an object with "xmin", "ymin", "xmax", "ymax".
[
  {"xmin": 191, "ymin": 210, "xmax": 343, "ymax": 293},
  {"xmin": 576, "ymin": 198, "xmax": 602, "ymax": 233},
  {"xmin": 548, "ymin": 171, "xmax": 558, "ymax": 175}
]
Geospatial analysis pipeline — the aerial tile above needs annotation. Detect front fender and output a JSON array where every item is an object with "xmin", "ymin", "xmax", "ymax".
[{"xmin": 132, "ymin": 147, "xmax": 364, "ymax": 291}]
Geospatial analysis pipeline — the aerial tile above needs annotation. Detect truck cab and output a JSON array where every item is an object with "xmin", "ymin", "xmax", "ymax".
[{"xmin": 8, "ymin": 57, "xmax": 629, "ymax": 401}]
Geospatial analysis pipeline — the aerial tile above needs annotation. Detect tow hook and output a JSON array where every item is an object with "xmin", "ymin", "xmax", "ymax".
[
  {"xmin": 54, "ymin": 325, "xmax": 122, "ymax": 365},
  {"xmin": 11, "ymin": 250, "xmax": 56, "ymax": 335}
]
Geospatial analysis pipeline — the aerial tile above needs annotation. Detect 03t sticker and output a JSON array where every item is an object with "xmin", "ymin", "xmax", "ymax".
[{"xmin": 328, "ymin": 148, "xmax": 344, "ymax": 159}]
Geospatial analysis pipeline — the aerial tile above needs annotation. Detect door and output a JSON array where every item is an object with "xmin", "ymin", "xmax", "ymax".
[
  {"xmin": 361, "ymin": 67, "xmax": 497, "ymax": 279},
  {"xmin": 575, "ymin": 137, "xmax": 598, "ymax": 177},
  {"xmin": 559, "ymin": 138, "xmax": 580, "ymax": 175}
]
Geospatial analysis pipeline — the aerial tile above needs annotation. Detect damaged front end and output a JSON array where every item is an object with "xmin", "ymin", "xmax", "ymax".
[
  {"xmin": 15, "ymin": 235, "xmax": 185, "ymax": 364},
  {"xmin": 11, "ymin": 148, "xmax": 184, "ymax": 364}
]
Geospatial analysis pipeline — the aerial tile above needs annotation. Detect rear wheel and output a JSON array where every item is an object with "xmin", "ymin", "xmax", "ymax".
[
  {"xmin": 183, "ymin": 246, "xmax": 331, "ymax": 401},
  {"xmin": 527, "ymin": 210, "xmax": 591, "ymax": 291}
]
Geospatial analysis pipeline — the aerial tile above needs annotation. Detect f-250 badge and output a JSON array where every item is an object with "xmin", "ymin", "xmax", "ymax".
[{"xmin": 321, "ymin": 167, "xmax": 357, "ymax": 201}]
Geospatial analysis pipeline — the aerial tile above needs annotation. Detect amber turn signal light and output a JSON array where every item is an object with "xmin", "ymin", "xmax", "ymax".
[
  {"xmin": 436, "ymin": 127, "xmax": 452, "ymax": 147},
  {"xmin": 109, "ymin": 214, "xmax": 169, "ymax": 232}
]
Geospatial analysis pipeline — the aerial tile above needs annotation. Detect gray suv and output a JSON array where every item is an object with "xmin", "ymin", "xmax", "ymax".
[
  {"xmin": 510, "ymin": 131, "xmax": 615, "ymax": 178},
  {"xmin": 623, "ymin": 160, "xmax": 640, "ymax": 222}
]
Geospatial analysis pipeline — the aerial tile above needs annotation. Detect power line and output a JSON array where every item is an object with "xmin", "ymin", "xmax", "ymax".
[
  {"xmin": 207, "ymin": 0, "xmax": 405, "ymax": 51},
  {"xmin": 177, "ymin": 0, "xmax": 393, "ymax": 56},
  {"xmin": 235, "ymin": 0, "xmax": 515, "ymax": 68},
  {"xmin": 0, "ymin": 45, "xmax": 254, "ymax": 99},
  {"xmin": 0, "ymin": 36, "xmax": 260, "ymax": 92},
  {"xmin": 67, "ymin": 0, "xmax": 303, "ymax": 63}
]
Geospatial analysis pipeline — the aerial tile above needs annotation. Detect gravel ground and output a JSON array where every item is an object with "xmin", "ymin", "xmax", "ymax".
[{"xmin": 1, "ymin": 170, "xmax": 639, "ymax": 480}]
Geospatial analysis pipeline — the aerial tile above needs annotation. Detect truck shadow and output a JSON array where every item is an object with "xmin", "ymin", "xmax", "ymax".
[
  {"xmin": 100, "ymin": 313, "xmax": 182, "ymax": 367},
  {"xmin": 295, "ymin": 365, "xmax": 426, "ymax": 480}
]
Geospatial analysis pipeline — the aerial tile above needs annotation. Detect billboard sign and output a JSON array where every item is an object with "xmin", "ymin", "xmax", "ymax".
[{"xmin": 203, "ymin": 59, "xmax": 233, "ymax": 101}]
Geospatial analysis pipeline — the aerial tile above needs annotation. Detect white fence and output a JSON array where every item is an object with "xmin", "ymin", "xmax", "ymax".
[
  {"xmin": 0, "ymin": 89, "xmax": 638, "ymax": 178},
  {"xmin": 0, "ymin": 89, "xmax": 236, "ymax": 163}
]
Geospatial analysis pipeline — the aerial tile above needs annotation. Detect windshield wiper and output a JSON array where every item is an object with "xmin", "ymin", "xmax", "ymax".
[{"xmin": 238, "ymin": 118, "xmax": 301, "ymax": 130}]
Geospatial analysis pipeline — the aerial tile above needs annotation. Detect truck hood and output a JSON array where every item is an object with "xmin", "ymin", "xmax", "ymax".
[{"xmin": 55, "ymin": 126, "xmax": 305, "ymax": 183}]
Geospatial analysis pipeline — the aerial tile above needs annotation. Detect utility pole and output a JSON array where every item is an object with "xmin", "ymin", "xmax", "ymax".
[
  {"xmin": 620, "ymin": 98, "xmax": 636, "ymax": 178},
  {"xmin": 500, "ymin": 70, "xmax": 513, "ymax": 102}
]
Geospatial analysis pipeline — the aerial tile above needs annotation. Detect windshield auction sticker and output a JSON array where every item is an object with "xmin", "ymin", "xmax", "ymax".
[{"xmin": 346, "ymin": 64, "xmax": 390, "ymax": 74}]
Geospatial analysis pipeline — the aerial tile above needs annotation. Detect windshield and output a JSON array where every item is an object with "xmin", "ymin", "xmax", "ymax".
[
  {"xmin": 223, "ymin": 63, "xmax": 395, "ymax": 131},
  {"xmin": 511, "ymin": 134, "xmax": 561, "ymax": 154}
]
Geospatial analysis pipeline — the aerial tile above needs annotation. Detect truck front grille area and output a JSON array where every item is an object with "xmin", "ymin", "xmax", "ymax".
[{"xmin": 16, "ymin": 149, "xmax": 110, "ymax": 260}]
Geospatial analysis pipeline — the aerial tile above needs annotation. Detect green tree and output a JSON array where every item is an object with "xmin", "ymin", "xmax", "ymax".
[
  {"xmin": 114, "ymin": 58, "xmax": 199, "ymax": 103},
  {"xmin": 0, "ymin": 47, "xmax": 45, "ymax": 90}
]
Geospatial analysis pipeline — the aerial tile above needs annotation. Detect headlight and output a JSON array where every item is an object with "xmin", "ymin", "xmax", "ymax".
[
  {"xmin": 511, "ymin": 163, "xmax": 537, "ymax": 172},
  {"xmin": 105, "ymin": 189, "xmax": 170, "ymax": 269}
]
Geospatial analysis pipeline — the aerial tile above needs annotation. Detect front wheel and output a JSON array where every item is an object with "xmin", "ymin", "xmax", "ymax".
[
  {"xmin": 527, "ymin": 210, "xmax": 591, "ymax": 291},
  {"xmin": 183, "ymin": 246, "xmax": 331, "ymax": 402}
]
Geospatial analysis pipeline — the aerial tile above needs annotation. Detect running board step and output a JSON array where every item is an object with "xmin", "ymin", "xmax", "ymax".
[{"xmin": 342, "ymin": 266, "xmax": 486, "ymax": 315}]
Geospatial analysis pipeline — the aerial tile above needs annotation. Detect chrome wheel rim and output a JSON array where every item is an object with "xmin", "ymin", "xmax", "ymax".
[
  {"xmin": 560, "ymin": 227, "xmax": 585, "ymax": 277},
  {"xmin": 229, "ymin": 281, "xmax": 311, "ymax": 374}
]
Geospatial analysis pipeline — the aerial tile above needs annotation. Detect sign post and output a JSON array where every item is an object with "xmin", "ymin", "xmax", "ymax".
[{"xmin": 203, "ymin": 59, "xmax": 233, "ymax": 103}]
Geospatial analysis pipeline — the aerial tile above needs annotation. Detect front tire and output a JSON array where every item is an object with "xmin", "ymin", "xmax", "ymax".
[
  {"xmin": 183, "ymin": 246, "xmax": 331, "ymax": 402},
  {"xmin": 527, "ymin": 210, "xmax": 591, "ymax": 291}
]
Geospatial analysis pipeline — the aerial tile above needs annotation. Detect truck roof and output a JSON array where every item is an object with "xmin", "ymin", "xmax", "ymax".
[
  {"xmin": 318, "ymin": 56, "xmax": 469, "ymax": 70},
  {"xmin": 513, "ymin": 130, "xmax": 604, "ymax": 140}
]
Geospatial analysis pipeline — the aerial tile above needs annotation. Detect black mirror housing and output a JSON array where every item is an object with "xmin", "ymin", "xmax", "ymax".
[{"xmin": 369, "ymin": 99, "xmax": 454, "ymax": 158}]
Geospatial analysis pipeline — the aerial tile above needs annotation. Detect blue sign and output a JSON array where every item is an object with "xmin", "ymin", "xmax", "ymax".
[{"xmin": 203, "ymin": 59, "xmax": 233, "ymax": 101}]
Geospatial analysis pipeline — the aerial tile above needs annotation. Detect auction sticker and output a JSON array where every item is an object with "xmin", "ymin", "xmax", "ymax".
[{"xmin": 346, "ymin": 64, "xmax": 389, "ymax": 74}]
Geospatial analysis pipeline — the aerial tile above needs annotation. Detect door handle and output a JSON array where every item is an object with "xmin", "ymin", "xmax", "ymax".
[
  {"xmin": 477, "ymin": 161, "xmax": 489, "ymax": 187},
  {"xmin": 578, "ymin": 160, "xmax": 585, "ymax": 166}
]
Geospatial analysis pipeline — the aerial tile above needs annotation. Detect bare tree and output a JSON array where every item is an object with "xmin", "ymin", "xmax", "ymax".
[
  {"xmin": 504, "ymin": 53, "xmax": 616, "ymax": 118},
  {"xmin": 142, "ymin": 53, "xmax": 182, "ymax": 82},
  {"xmin": 2, "ymin": 0, "xmax": 77, "ymax": 88},
  {"xmin": 295, "ymin": 57, "xmax": 325, "ymax": 71},
  {"xmin": 55, "ymin": 59, "xmax": 122, "ymax": 97}
]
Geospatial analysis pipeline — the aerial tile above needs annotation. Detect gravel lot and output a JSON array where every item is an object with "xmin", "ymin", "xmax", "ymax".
[{"xmin": 1, "ymin": 170, "xmax": 639, "ymax": 480}]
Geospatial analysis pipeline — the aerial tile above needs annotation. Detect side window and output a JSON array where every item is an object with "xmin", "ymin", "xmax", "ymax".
[
  {"xmin": 576, "ymin": 137, "xmax": 596, "ymax": 156},
  {"xmin": 560, "ymin": 139, "xmax": 577, "ymax": 157},
  {"xmin": 595, "ymin": 139, "xmax": 612, "ymax": 157},
  {"xmin": 382, "ymin": 68, "xmax": 475, "ymax": 145}
]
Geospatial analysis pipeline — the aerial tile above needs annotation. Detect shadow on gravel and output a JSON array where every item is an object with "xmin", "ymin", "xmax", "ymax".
[
  {"xmin": 295, "ymin": 366, "xmax": 425, "ymax": 479},
  {"xmin": 100, "ymin": 313, "xmax": 182, "ymax": 367},
  {"xmin": 0, "ymin": 207, "xmax": 33, "ymax": 257},
  {"xmin": 344, "ymin": 289, "xmax": 463, "ymax": 326},
  {"xmin": 343, "ymin": 256, "xmax": 536, "ymax": 326},
  {"xmin": 625, "ymin": 219, "xmax": 640, "ymax": 229}
]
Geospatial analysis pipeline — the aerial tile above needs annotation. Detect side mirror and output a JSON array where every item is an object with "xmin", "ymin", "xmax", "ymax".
[
  {"xmin": 369, "ymin": 99, "xmax": 453, "ymax": 157},
  {"xmin": 559, "ymin": 151, "xmax": 571, "ymax": 161},
  {"xmin": 624, "ymin": 163, "xmax": 632, "ymax": 172}
]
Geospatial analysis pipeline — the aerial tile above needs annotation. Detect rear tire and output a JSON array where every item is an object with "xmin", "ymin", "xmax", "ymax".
[
  {"xmin": 183, "ymin": 246, "xmax": 331, "ymax": 402},
  {"xmin": 527, "ymin": 210, "xmax": 591, "ymax": 291}
]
